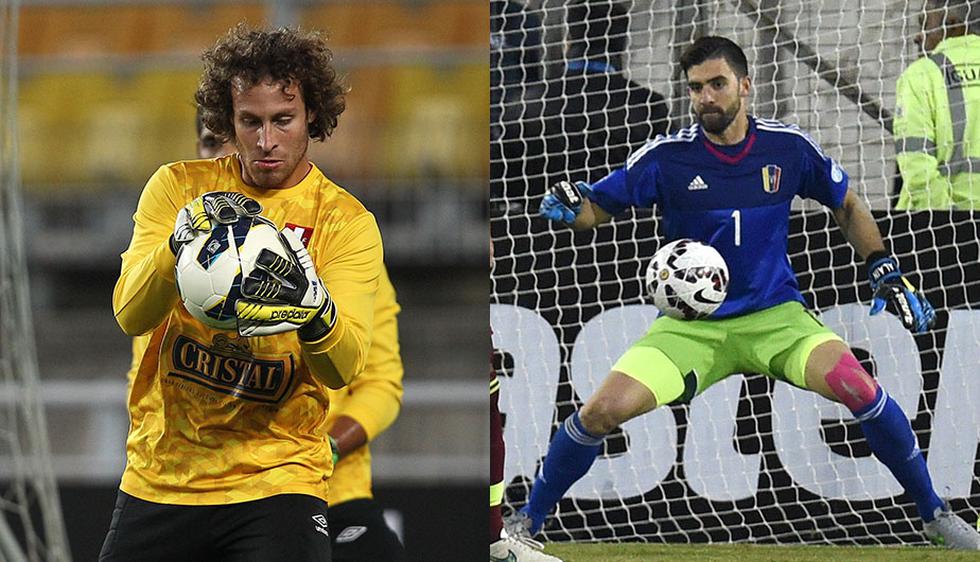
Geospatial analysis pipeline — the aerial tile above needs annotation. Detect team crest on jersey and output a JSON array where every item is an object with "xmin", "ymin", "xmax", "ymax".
[
  {"xmin": 284, "ymin": 223, "xmax": 313, "ymax": 248},
  {"xmin": 761, "ymin": 164, "xmax": 782, "ymax": 193},
  {"xmin": 168, "ymin": 334, "xmax": 295, "ymax": 403}
]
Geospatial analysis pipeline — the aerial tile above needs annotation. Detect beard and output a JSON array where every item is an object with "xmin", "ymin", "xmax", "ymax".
[{"xmin": 696, "ymin": 99, "xmax": 740, "ymax": 135}]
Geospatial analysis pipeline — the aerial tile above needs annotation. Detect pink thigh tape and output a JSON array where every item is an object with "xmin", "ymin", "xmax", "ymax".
[{"xmin": 825, "ymin": 352, "xmax": 879, "ymax": 412}]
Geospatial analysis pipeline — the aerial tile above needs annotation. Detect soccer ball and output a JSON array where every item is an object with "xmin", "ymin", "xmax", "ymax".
[
  {"xmin": 175, "ymin": 215, "xmax": 290, "ymax": 330},
  {"xmin": 645, "ymin": 239, "xmax": 729, "ymax": 320}
]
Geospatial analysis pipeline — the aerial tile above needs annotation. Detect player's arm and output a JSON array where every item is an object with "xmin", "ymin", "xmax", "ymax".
[
  {"xmin": 113, "ymin": 167, "xmax": 183, "ymax": 336},
  {"xmin": 330, "ymin": 272, "xmax": 404, "ymax": 457},
  {"xmin": 539, "ymin": 179, "xmax": 611, "ymax": 230},
  {"xmin": 115, "ymin": 168, "xmax": 262, "ymax": 336},
  {"xmin": 539, "ymin": 180, "xmax": 615, "ymax": 230},
  {"xmin": 831, "ymin": 190, "xmax": 885, "ymax": 259},
  {"xmin": 294, "ymin": 213, "xmax": 383, "ymax": 389},
  {"xmin": 540, "ymin": 154, "xmax": 658, "ymax": 230},
  {"xmin": 831, "ymin": 189, "xmax": 935, "ymax": 333}
]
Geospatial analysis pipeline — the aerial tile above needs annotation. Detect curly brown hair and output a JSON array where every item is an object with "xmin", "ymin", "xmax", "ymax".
[{"xmin": 195, "ymin": 23, "xmax": 347, "ymax": 143}]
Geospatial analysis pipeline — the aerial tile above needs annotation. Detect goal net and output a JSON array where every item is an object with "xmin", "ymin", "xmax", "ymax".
[
  {"xmin": 491, "ymin": 0, "xmax": 980, "ymax": 546},
  {"xmin": 0, "ymin": 0, "xmax": 70, "ymax": 560}
]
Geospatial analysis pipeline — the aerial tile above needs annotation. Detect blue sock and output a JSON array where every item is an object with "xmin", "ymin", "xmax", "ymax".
[
  {"xmin": 521, "ymin": 412, "xmax": 604, "ymax": 533},
  {"xmin": 855, "ymin": 387, "xmax": 944, "ymax": 522}
]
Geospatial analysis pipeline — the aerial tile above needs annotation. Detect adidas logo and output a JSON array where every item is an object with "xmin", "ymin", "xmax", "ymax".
[{"xmin": 687, "ymin": 175, "xmax": 709, "ymax": 191}]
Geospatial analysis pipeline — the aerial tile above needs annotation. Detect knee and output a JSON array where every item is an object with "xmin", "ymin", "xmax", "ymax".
[
  {"xmin": 579, "ymin": 396, "xmax": 628, "ymax": 435},
  {"xmin": 825, "ymin": 352, "xmax": 880, "ymax": 412}
]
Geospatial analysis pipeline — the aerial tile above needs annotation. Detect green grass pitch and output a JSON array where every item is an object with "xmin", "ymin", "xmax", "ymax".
[{"xmin": 544, "ymin": 543, "xmax": 980, "ymax": 561}]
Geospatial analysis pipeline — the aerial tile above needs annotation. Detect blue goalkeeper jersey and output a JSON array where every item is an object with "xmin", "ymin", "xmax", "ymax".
[{"xmin": 590, "ymin": 116, "xmax": 849, "ymax": 318}]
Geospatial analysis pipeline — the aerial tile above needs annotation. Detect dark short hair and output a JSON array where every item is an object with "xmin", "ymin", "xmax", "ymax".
[
  {"xmin": 195, "ymin": 23, "xmax": 347, "ymax": 143},
  {"xmin": 679, "ymin": 36, "xmax": 749, "ymax": 78},
  {"xmin": 925, "ymin": 0, "xmax": 979, "ymax": 29}
]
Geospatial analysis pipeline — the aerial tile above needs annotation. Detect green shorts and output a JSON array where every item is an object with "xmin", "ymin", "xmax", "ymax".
[{"xmin": 611, "ymin": 301, "xmax": 842, "ymax": 405}]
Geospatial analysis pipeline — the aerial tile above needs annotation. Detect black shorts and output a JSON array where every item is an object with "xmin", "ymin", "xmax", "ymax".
[
  {"xmin": 328, "ymin": 499, "xmax": 406, "ymax": 562},
  {"xmin": 99, "ymin": 490, "xmax": 331, "ymax": 562}
]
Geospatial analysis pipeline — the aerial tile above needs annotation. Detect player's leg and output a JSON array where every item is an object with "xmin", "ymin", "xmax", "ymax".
[
  {"xmin": 491, "ymin": 376, "xmax": 505, "ymax": 544},
  {"xmin": 804, "ymin": 340, "xmax": 980, "ymax": 549},
  {"xmin": 215, "ymin": 493, "xmax": 332, "ymax": 562},
  {"xmin": 98, "ymin": 491, "xmax": 214, "ymax": 562},
  {"xmin": 515, "ymin": 346, "xmax": 683, "ymax": 535},
  {"xmin": 758, "ymin": 305, "xmax": 947, "ymax": 525},
  {"xmin": 327, "ymin": 499, "xmax": 406, "ymax": 562},
  {"xmin": 804, "ymin": 340, "xmax": 944, "ymax": 517}
]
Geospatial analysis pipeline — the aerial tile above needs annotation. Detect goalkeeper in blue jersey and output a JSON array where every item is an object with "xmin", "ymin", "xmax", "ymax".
[{"xmin": 508, "ymin": 36, "xmax": 980, "ymax": 550}]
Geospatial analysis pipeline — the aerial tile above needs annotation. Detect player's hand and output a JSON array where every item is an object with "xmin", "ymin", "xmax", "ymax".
[
  {"xmin": 235, "ymin": 229, "xmax": 336, "ymax": 338},
  {"xmin": 539, "ymin": 180, "xmax": 590, "ymax": 224},
  {"xmin": 328, "ymin": 435, "xmax": 341, "ymax": 466},
  {"xmin": 867, "ymin": 253, "xmax": 935, "ymax": 334},
  {"xmin": 170, "ymin": 192, "xmax": 262, "ymax": 255}
]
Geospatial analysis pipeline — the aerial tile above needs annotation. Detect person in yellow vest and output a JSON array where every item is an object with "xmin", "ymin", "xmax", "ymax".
[
  {"xmin": 102, "ymin": 24, "xmax": 384, "ymax": 562},
  {"xmin": 895, "ymin": 0, "xmax": 980, "ymax": 209}
]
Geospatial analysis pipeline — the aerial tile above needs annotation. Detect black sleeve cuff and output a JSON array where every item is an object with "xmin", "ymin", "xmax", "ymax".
[
  {"xmin": 298, "ymin": 317, "xmax": 330, "ymax": 342},
  {"xmin": 865, "ymin": 250, "xmax": 890, "ymax": 266}
]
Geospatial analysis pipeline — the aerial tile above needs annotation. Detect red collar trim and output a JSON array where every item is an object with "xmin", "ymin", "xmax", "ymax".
[{"xmin": 702, "ymin": 133, "xmax": 756, "ymax": 165}]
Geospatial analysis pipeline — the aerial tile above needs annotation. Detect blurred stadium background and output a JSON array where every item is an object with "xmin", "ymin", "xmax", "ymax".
[{"xmin": 5, "ymin": 1, "xmax": 488, "ymax": 560}]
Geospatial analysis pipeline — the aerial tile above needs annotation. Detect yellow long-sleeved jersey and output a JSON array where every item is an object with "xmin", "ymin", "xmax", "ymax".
[
  {"xmin": 325, "ymin": 266, "xmax": 403, "ymax": 505},
  {"xmin": 113, "ymin": 155, "xmax": 382, "ymax": 505},
  {"xmin": 127, "ymin": 265, "xmax": 402, "ymax": 506}
]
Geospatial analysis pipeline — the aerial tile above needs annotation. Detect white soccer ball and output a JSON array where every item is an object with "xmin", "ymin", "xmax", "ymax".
[
  {"xmin": 645, "ymin": 239, "xmax": 729, "ymax": 320},
  {"xmin": 175, "ymin": 215, "xmax": 291, "ymax": 330}
]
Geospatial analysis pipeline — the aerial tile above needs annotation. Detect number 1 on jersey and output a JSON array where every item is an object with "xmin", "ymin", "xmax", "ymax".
[{"xmin": 731, "ymin": 209, "xmax": 741, "ymax": 246}]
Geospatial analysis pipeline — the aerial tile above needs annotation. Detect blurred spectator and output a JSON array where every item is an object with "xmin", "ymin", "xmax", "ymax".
[
  {"xmin": 491, "ymin": 0, "xmax": 670, "ymax": 213},
  {"xmin": 491, "ymin": 0, "xmax": 543, "ymax": 118},
  {"xmin": 542, "ymin": 0, "xmax": 670, "ymax": 185},
  {"xmin": 894, "ymin": 0, "xmax": 980, "ymax": 209},
  {"xmin": 491, "ymin": 0, "xmax": 545, "ymax": 218}
]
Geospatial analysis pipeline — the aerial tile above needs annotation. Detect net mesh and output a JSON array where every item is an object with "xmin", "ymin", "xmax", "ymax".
[
  {"xmin": 0, "ymin": 0, "xmax": 69, "ymax": 559},
  {"xmin": 491, "ymin": 0, "xmax": 980, "ymax": 546}
]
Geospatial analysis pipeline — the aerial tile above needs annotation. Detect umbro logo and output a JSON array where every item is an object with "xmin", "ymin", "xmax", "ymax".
[
  {"xmin": 687, "ymin": 175, "xmax": 709, "ymax": 191},
  {"xmin": 336, "ymin": 525, "xmax": 368, "ymax": 544},
  {"xmin": 311, "ymin": 514, "xmax": 329, "ymax": 538}
]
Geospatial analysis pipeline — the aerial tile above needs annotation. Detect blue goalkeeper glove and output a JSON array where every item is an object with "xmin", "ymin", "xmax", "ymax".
[
  {"xmin": 539, "ymin": 180, "xmax": 592, "ymax": 224},
  {"xmin": 867, "ymin": 252, "xmax": 935, "ymax": 334},
  {"xmin": 170, "ymin": 191, "xmax": 262, "ymax": 255},
  {"xmin": 235, "ymin": 228, "xmax": 337, "ymax": 339}
]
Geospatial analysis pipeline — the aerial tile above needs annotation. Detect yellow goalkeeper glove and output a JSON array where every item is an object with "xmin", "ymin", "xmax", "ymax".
[
  {"xmin": 170, "ymin": 191, "xmax": 262, "ymax": 255},
  {"xmin": 235, "ymin": 229, "xmax": 336, "ymax": 339}
]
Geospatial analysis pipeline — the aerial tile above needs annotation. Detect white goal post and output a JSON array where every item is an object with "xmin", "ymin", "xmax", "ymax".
[{"xmin": 491, "ymin": 0, "xmax": 980, "ymax": 545}]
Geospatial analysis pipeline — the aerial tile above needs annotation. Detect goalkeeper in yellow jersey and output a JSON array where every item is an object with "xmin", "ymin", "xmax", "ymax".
[
  {"xmin": 123, "ymin": 108, "xmax": 408, "ymax": 560},
  {"xmin": 101, "ymin": 24, "xmax": 384, "ymax": 562}
]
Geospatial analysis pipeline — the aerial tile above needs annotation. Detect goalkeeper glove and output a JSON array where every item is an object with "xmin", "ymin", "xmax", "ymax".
[
  {"xmin": 171, "ymin": 192, "xmax": 262, "ymax": 255},
  {"xmin": 539, "ymin": 180, "xmax": 592, "ymax": 224},
  {"xmin": 328, "ymin": 435, "xmax": 341, "ymax": 466},
  {"xmin": 235, "ymin": 228, "xmax": 337, "ymax": 338},
  {"xmin": 867, "ymin": 251, "xmax": 936, "ymax": 334}
]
